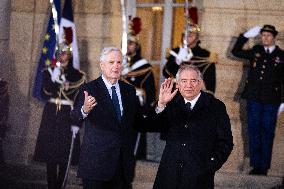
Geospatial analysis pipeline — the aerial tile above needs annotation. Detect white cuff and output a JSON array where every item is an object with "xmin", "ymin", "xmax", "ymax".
[
  {"xmin": 155, "ymin": 105, "xmax": 165, "ymax": 114},
  {"xmin": 81, "ymin": 106, "xmax": 88, "ymax": 119}
]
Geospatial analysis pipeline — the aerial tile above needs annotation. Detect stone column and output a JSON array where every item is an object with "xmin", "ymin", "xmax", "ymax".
[
  {"xmin": 0, "ymin": 0, "xmax": 11, "ymax": 80},
  {"xmin": 3, "ymin": 0, "xmax": 38, "ymax": 164}
]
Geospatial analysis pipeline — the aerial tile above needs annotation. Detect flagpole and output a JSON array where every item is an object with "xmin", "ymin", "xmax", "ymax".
[
  {"xmin": 120, "ymin": 0, "xmax": 129, "ymax": 72},
  {"xmin": 49, "ymin": 0, "xmax": 60, "ymax": 67}
]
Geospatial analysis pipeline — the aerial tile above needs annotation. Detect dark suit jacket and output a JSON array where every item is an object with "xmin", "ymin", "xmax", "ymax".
[
  {"xmin": 142, "ymin": 91, "xmax": 233, "ymax": 189},
  {"xmin": 70, "ymin": 76, "xmax": 140, "ymax": 182}
]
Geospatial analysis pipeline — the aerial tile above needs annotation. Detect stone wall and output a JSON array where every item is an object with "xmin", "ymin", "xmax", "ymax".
[{"xmin": 0, "ymin": 0, "xmax": 11, "ymax": 80}]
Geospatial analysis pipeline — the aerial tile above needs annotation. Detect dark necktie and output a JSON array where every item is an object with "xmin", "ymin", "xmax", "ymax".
[
  {"xmin": 185, "ymin": 102, "xmax": 192, "ymax": 111},
  {"xmin": 111, "ymin": 86, "xmax": 121, "ymax": 122},
  {"xmin": 266, "ymin": 48, "xmax": 270, "ymax": 54}
]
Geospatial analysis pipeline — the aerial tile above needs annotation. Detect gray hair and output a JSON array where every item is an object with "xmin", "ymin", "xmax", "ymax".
[
  {"xmin": 99, "ymin": 47, "xmax": 122, "ymax": 62},
  {"xmin": 176, "ymin": 64, "xmax": 203, "ymax": 81}
]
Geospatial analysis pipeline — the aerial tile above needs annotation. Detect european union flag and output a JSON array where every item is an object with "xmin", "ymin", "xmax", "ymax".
[{"xmin": 32, "ymin": 0, "xmax": 61, "ymax": 101}]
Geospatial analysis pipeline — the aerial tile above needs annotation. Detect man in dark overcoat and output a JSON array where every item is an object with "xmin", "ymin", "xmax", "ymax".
[
  {"xmin": 144, "ymin": 65, "xmax": 233, "ymax": 189},
  {"xmin": 231, "ymin": 24, "xmax": 284, "ymax": 175}
]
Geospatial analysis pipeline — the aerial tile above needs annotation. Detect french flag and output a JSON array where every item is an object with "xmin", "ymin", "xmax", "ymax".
[
  {"xmin": 33, "ymin": 0, "xmax": 80, "ymax": 101},
  {"xmin": 59, "ymin": 0, "xmax": 80, "ymax": 70}
]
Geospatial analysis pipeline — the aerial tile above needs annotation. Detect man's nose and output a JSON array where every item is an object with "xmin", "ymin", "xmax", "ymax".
[{"xmin": 114, "ymin": 62, "xmax": 122, "ymax": 68}]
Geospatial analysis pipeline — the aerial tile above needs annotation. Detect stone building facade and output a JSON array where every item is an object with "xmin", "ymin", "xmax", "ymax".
[{"xmin": 0, "ymin": 0, "xmax": 283, "ymax": 177}]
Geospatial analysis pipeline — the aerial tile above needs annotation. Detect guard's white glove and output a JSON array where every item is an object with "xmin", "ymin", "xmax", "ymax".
[
  {"xmin": 60, "ymin": 74, "xmax": 66, "ymax": 83},
  {"xmin": 243, "ymin": 26, "xmax": 261, "ymax": 38},
  {"xmin": 122, "ymin": 67, "xmax": 131, "ymax": 76},
  {"xmin": 176, "ymin": 47, "xmax": 193, "ymax": 65},
  {"xmin": 71, "ymin": 126, "xmax": 80, "ymax": 138},
  {"xmin": 277, "ymin": 103, "xmax": 284, "ymax": 117},
  {"xmin": 136, "ymin": 88, "xmax": 145, "ymax": 106},
  {"xmin": 51, "ymin": 67, "xmax": 61, "ymax": 83}
]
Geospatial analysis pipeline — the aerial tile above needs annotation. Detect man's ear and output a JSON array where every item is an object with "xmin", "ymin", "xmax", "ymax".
[
  {"xmin": 200, "ymin": 80, "xmax": 206, "ymax": 90},
  {"xmin": 175, "ymin": 82, "xmax": 179, "ymax": 89},
  {"xmin": 99, "ymin": 62, "xmax": 103, "ymax": 70}
]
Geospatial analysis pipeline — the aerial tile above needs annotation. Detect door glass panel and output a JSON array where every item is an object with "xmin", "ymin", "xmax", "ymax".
[
  {"xmin": 172, "ymin": 4, "xmax": 198, "ymax": 48},
  {"xmin": 137, "ymin": 0, "xmax": 164, "ymax": 3},
  {"xmin": 136, "ymin": 7, "xmax": 163, "ymax": 61},
  {"xmin": 172, "ymin": 7, "xmax": 184, "ymax": 48},
  {"xmin": 173, "ymin": 0, "xmax": 191, "ymax": 3}
]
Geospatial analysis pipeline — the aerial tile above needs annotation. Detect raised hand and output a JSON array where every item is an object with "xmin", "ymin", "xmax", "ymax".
[
  {"xmin": 158, "ymin": 78, "xmax": 178, "ymax": 108},
  {"xmin": 82, "ymin": 91, "xmax": 97, "ymax": 114},
  {"xmin": 176, "ymin": 47, "xmax": 193, "ymax": 65},
  {"xmin": 51, "ymin": 66, "xmax": 61, "ymax": 82},
  {"xmin": 243, "ymin": 26, "xmax": 261, "ymax": 38}
]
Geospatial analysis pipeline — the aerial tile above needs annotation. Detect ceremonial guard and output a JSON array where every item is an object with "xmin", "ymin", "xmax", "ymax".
[
  {"xmin": 163, "ymin": 7, "xmax": 218, "ymax": 94},
  {"xmin": 121, "ymin": 17, "xmax": 156, "ymax": 160},
  {"xmin": 231, "ymin": 25, "xmax": 284, "ymax": 175},
  {"xmin": 34, "ymin": 37, "xmax": 86, "ymax": 188}
]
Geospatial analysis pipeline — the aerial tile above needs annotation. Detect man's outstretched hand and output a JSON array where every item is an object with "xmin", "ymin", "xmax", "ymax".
[
  {"xmin": 82, "ymin": 91, "xmax": 97, "ymax": 114},
  {"xmin": 158, "ymin": 78, "xmax": 178, "ymax": 108}
]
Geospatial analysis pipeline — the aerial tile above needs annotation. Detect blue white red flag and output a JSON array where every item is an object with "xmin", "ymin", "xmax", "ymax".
[
  {"xmin": 33, "ymin": 0, "xmax": 79, "ymax": 101},
  {"xmin": 59, "ymin": 0, "xmax": 80, "ymax": 69}
]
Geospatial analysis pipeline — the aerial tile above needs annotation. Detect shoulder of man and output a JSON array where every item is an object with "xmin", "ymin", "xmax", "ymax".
[
  {"xmin": 119, "ymin": 79, "xmax": 136, "ymax": 90},
  {"xmin": 193, "ymin": 44, "xmax": 210, "ymax": 57},
  {"xmin": 202, "ymin": 91, "xmax": 226, "ymax": 109},
  {"xmin": 252, "ymin": 44, "xmax": 263, "ymax": 51},
  {"xmin": 80, "ymin": 78, "xmax": 99, "ymax": 91},
  {"xmin": 274, "ymin": 46, "xmax": 284, "ymax": 54}
]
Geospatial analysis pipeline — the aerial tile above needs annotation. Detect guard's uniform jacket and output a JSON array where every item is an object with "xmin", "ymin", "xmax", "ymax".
[
  {"xmin": 163, "ymin": 44, "xmax": 217, "ymax": 94},
  {"xmin": 122, "ymin": 54, "xmax": 156, "ymax": 159},
  {"xmin": 122, "ymin": 54, "xmax": 156, "ymax": 112},
  {"xmin": 34, "ymin": 64, "xmax": 86, "ymax": 165},
  {"xmin": 232, "ymin": 34, "xmax": 284, "ymax": 104}
]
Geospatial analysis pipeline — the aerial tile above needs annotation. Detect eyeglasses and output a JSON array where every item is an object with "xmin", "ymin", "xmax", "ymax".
[{"xmin": 180, "ymin": 79, "xmax": 200, "ymax": 86}]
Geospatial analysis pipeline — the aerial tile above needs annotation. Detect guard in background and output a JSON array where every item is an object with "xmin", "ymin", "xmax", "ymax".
[
  {"xmin": 121, "ymin": 17, "xmax": 156, "ymax": 160},
  {"xmin": 33, "ymin": 41, "xmax": 86, "ymax": 189},
  {"xmin": 231, "ymin": 25, "xmax": 284, "ymax": 175},
  {"xmin": 0, "ymin": 79, "xmax": 9, "ymax": 165},
  {"xmin": 163, "ymin": 7, "xmax": 218, "ymax": 95}
]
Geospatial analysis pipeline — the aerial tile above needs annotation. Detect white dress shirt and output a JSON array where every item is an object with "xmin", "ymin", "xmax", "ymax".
[{"xmin": 265, "ymin": 45, "xmax": 275, "ymax": 54}]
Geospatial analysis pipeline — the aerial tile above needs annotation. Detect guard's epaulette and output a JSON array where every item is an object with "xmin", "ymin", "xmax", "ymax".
[
  {"xmin": 68, "ymin": 73, "xmax": 87, "ymax": 88},
  {"xmin": 123, "ymin": 67, "xmax": 152, "ymax": 78},
  {"xmin": 208, "ymin": 52, "xmax": 218, "ymax": 63},
  {"xmin": 191, "ymin": 52, "xmax": 218, "ymax": 65},
  {"xmin": 164, "ymin": 68, "xmax": 174, "ymax": 78},
  {"xmin": 78, "ymin": 69, "xmax": 86, "ymax": 76}
]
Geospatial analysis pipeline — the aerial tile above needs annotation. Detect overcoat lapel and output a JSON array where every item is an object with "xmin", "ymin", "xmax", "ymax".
[
  {"xmin": 173, "ymin": 93, "xmax": 190, "ymax": 121},
  {"xmin": 192, "ymin": 92, "xmax": 207, "ymax": 112}
]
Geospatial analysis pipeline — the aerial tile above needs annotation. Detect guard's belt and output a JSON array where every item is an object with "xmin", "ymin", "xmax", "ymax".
[{"xmin": 49, "ymin": 98, "xmax": 74, "ymax": 109}]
